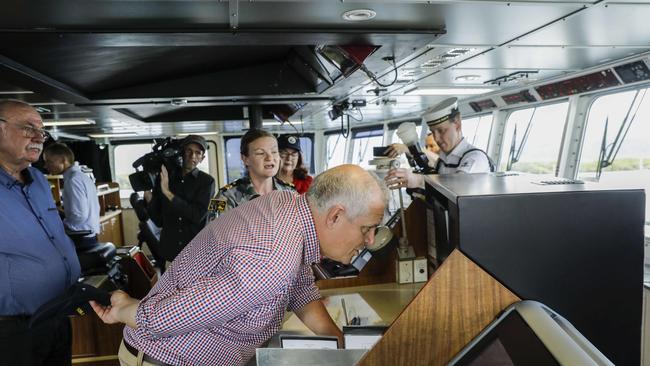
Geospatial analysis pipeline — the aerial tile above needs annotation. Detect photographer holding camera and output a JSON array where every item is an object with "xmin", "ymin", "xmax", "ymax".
[{"xmin": 143, "ymin": 135, "xmax": 215, "ymax": 266}]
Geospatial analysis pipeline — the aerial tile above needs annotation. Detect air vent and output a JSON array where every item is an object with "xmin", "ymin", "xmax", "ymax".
[
  {"xmin": 533, "ymin": 178, "xmax": 584, "ymax": 185},
  {"xmin": 614, "ymin": 60, "xmax": 650, "ymax": 84},
  {"xmin": 469, "ymin": 99, "xmax": 497, "ymax": 112},
  {"xmin": 420, "ymin": 59, "xmax": 445, "ymax": 69},
  {"xmin": 535, "ymin": 70, "xmax": 620, "ymax": 100}
]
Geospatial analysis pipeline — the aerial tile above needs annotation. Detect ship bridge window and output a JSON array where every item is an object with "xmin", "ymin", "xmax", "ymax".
[
  {"xmin": 578, "ymin": 87, "xmax": 650, "ymax": 225},
  {"xmin": 462, "ymin": 114, "xmax": 493, "ymax": 152},
  {"xmin": 499, "ymin": 102, "xmax": 569, "ymax": 174},
  {"xmin": 114, "ymin": 141, "xmax": 211, "ymax": 199},
  {"xmin": 325, "ymin": 132, "xmax": 347, "ymax": 170},
  {"xmin": 351, "ymin": 127, "xmax": 384, "ymax": 169}
]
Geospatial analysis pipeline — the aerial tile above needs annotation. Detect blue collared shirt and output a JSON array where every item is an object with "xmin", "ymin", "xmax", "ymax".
[
  {"xmin": 0, "ymin": 166, "xmax": 81, "ymax": 315},
  {"xmin": 62, "ymin": 163, "xmax": 100, "ymax": 235}
]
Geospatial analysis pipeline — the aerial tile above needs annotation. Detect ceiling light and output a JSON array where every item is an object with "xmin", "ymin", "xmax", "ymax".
[
  {"xmin": 43, "ymin": 119, "xmax": 95, "ymax": 127},
  {"xmin": 342, "ymin": 9, "xmax": 376, "ymax": 22},
  {"xmin": 263, "ymin": 120, "xmax": 304, "ymax": 126},
  {"xmin": 88, "ymin": 133, "xmax": 138, "ymax": 138},
  {"xmin": 0, "ymin": 90, "xmax": 33, "ymax": 95},
  {"xmin": 404, "ymin": 87, "xmax": 495, "ymax": 96},
  {"xmin": 176, "ymin": 131, "xmax": 219, "ymax": 137},
  {"xmin": 170, "ymin": 99, "xmax": 188, "ymax": 106},
  {"xmin": 455, "ymin": 75, "xmax": 481, "ymax": 82}
]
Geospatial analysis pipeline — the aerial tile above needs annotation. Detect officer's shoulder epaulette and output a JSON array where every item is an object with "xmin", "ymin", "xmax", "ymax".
[{"xmin": 219, "ymin": 179, "xmax": 239, "ymax": 192}]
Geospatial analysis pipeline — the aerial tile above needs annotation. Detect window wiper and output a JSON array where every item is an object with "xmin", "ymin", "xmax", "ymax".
[
  {"xmin": 506, "ymin": 108, "xmax": 536, "ymax": 170},
  {"xmin": 595, "ymin": 118, "xmax": 609, "ymax": 180},
  {"xmin": 506, "ymin": 124, "xmax": 517, "ymax": 171},
  {"xmin": 597, "ymin": 89, "xmax": 646, "ymax": 179},
  {"xmin": 327, "ymin": 134, "xmax": 342, "ymax": 163}
]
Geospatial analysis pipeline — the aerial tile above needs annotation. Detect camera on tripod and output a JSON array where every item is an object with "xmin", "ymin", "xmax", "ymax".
[{"xmin": 128, "ymin": 137, "xmax": 183, "ymax": 191}]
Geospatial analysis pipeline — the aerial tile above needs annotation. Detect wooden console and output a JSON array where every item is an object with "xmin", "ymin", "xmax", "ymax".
[{"xmin": 357, "ymin": 249, "xmax": 520, "ymax": 366}]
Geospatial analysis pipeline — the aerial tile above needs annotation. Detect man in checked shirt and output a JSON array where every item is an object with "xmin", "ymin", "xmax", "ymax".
[{"xmin": 91, "ymin": 164, "xmax": 388, "ymax": 366}]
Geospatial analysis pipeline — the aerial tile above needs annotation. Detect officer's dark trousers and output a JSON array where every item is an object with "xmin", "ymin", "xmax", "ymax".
[{"xmin": 0, "ymin": 315, "xmax": 72, "ymax": 366}]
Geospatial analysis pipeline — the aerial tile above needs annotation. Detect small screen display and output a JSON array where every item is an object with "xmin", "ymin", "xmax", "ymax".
[{"xmin": 454, "ymin": 311, "xmax": 559, "ymax": 366}]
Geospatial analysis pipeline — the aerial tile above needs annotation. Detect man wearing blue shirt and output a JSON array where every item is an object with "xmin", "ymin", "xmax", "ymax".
[
  {"xmin": 0, "ymin": 100, "xmax": 81, "ymax": 366},
  {"xmin": 44, "ymin": 142, "xmax": 101, "ymax": 248}
]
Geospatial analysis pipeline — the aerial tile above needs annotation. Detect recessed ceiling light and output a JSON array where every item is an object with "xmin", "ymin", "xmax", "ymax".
[
  {"xmin": 455, "ymin": 75, "xmax": 481, "ymax": 82},
  {"xmin": 404, "ymin": 87, "xmax": 494, "ymax": 96},
  {"xmin": 43, "ymin": 119, "xmax": 95, "ymax": 127},
  {"xmin": 263, "ymin": 120, "xmax": 304, "ymax": 126},
  {"xmin": 0, "ymin": 90, "xmax": 33, "ymax": 95},
  {"xmin": 88, "ymin": 133, "xmax": 138, "ymax": 138},
  {"xmin": 176, "ymin": 131, "xmax": 219, "ymax": 137},
  {"xmin": 342, "ymin": 9, "xmax": 376, "ymax": 22}
]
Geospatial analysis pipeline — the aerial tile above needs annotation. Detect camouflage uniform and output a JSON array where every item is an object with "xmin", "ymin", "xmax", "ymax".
[{"xmin": 213, "ymin": 176, "xmax": 295, "ymax": 216}]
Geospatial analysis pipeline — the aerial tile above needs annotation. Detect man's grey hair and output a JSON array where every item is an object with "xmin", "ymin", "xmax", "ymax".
[
  {"xmin": 306, "ymin": 166, "xmax": 389, "ymax": 219},
  {"xmin": 0, "ymin": 99, "xmax": 33, "ymax": 119}
]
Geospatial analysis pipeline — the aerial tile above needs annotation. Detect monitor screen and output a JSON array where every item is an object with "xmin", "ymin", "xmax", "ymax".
[
  {"xmin": 453, "ymin": 311, "xmax": 559, "ymax": 366},
  {"xmin": 427, "ymin": 185, "xmax": 455, "ymax": 263}
]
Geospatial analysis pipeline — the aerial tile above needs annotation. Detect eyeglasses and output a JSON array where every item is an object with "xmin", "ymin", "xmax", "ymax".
[
  {"xmin": 0, "ymin": 118, "xmax": 50, "ymax": 141},
  {"xmin": 279, "ymin": 151, "xmax": 299, "ymax": 159}
]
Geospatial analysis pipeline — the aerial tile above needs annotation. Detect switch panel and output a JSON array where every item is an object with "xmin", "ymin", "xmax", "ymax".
[
  {"xmin": 413, "ymin": 257, "xmax": 428, "ymax": 283},
  {"xmin": 397, "ymin": 259, "xmax": 413, "ymax": 284}
]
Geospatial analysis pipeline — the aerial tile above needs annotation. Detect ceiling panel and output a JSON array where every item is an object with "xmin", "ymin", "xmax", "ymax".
[
  {"xmin": 428, "ymin": 3, "xmax": 585, "ymax": 46},
  {"xmin": 512, "ymin": 4, "xmax": 650, "ymax": 46},
  {"xmin": 0, "ymin": 1, "xmax": 230, "ymax": 28},
  {"xmin": 456, "ymin": 46, "xmax": 650, "ymax": 71}
]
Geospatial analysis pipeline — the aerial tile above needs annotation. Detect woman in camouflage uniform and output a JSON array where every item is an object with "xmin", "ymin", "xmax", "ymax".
[{"xmin": 214, "ymin": 129, "xmax": 295, "ymax": 215}]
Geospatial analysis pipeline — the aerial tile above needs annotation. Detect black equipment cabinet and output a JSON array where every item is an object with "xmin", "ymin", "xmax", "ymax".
[{"xmin": 425, "ymin": 173, "xmax": 645, "ymax": 366}]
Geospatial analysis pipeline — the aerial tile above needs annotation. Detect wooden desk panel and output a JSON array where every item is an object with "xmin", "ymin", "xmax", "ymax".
[{"xmin": 358, "ymin": 250, "xmax": 520, "ymax": 366}]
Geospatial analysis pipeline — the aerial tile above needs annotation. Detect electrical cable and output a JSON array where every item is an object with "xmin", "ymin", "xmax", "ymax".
[{"xmin": 361, "ymin": 57, "xmax": 398, "ymax": 88}]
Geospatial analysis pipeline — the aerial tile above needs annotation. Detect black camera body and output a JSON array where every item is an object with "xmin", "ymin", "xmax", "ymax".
[{"xmin": 129, "ymin": 137, "xmax": 183, "ymax": 192}]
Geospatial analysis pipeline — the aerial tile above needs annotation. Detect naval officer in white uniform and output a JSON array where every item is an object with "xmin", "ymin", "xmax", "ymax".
[{"xmin": 385, "ymin": 97, "xmax": 493, "ymax": 189}]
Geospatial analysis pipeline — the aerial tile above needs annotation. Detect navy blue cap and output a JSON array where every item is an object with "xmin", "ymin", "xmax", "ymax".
[{"xmin": 278, "ymin": 135, "xmax": 301, "ymax": 152}]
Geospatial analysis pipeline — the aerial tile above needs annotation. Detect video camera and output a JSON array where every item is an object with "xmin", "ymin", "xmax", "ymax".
[{"xmin": 128, "ymin": 137, "xmax": 183, "ymax": 192}]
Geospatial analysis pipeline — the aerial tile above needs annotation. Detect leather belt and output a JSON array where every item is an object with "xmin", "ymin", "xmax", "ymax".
[
  {"xmin": 0, "ymin": 315, "xmax": 30, "ymax": 322},
  {"xmin": 123, "ymin": 341, "xmax": 172, "ymax": 366}
]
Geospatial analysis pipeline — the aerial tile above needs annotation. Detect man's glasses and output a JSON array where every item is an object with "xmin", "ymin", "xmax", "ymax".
[{"xmin": 0, "ymin": 118, "xmax": 50, "ymax": 141}]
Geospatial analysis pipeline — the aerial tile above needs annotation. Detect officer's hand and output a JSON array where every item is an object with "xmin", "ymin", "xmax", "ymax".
[
  {"xmin": 384, "ymin": 143, "xmax": 409, "ymax": 158},
  {"xmin": 90, "ymin": 290, "xmax": 139, "ymax": 327},
  {"xmin": 385, "ymin": 167, "xmax": 424, "ymax": 189},
  {"xmin": 143, "ymin": 190, "xmax": 152, "ymax": 203}
]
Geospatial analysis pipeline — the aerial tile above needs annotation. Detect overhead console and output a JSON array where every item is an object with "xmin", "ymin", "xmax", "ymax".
[
  {"xmin": 464, "ymin": 57, "xmax": 650, "ymax": 113},
  {"xmin": 534, "ymin": 69, "xmax": 620, "ymax": 100}
]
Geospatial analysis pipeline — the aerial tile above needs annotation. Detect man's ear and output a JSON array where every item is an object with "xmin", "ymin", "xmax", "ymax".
[
  {"xmin": 325, "ymin": 204, "xmax": 346, "ymax": 229},
  {"xmin": 454, "ymin": 115, "xmax": 462, "ymax": 131}
]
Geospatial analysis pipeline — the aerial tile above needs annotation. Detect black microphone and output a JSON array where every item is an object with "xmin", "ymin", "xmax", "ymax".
[{"xmin": 396, "ymin": 122, "xmax": 433, "ymax": 173}]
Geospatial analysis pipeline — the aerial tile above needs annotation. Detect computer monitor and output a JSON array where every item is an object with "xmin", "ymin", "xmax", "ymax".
[{"xmin": 448, "ymin": 301, "xmax": 613, "ymax": 366}]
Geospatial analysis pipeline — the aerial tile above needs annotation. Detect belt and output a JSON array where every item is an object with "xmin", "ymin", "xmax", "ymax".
[
  {"xmin": 0, "ymin": 315, "xmax": 30, "ymax": 322},
  {"xmin": 123, "ymin": 341, "xmax": 172, "ymax": 366}
]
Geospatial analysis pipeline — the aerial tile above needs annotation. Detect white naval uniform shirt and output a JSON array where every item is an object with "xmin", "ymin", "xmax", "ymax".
[{"xmin": 435, "ymin": 138, "xmax": 491, "ymax": 174}]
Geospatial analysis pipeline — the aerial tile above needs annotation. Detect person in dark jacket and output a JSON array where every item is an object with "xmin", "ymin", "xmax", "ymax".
[{"xmin": 144, "ymin": 134, "xmax": 215, "ymax": 265}]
